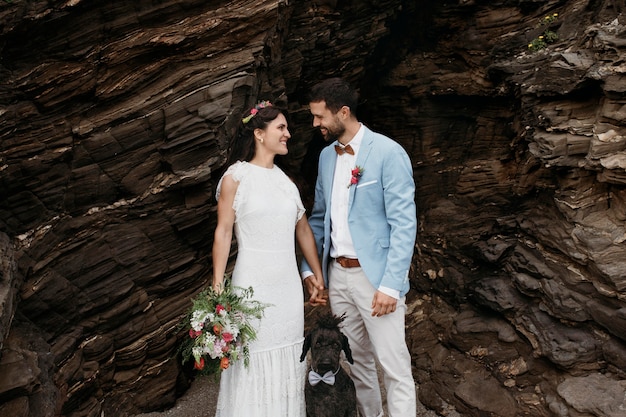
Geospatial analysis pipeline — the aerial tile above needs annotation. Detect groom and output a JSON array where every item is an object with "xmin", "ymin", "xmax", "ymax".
[{"xmin": 301, "ymin": 78, "xmax": 417, "ymax": 417}]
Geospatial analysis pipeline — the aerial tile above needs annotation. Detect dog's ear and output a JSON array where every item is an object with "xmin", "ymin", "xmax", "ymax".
[
  {"xmin": 300, "ymin": 331, "xmax": 312, "ymax": 362},
  {"xmin": 341, "ymin": 333, "xmax": 354, "ymax": 364}
]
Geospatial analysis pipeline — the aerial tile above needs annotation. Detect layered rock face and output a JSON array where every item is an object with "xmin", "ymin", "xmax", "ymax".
[{"xmin": 1, "ymin": 0, "xmax": 625, "ymax": 416}]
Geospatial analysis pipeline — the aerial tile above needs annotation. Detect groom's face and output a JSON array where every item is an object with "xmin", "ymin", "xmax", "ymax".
[{"xmin": 310, "ymin": 101, "xmax": 345, "ymax": 142}]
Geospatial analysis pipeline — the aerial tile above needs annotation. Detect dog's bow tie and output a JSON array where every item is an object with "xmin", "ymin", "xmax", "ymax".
[{"xmin": 308, "ymin": 370, "xmax": 336, "ymax": 386}]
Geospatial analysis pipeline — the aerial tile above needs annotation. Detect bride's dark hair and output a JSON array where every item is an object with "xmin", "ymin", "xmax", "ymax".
[{"xmin": 226, "ymin": 105, "xmax": 283, "ymax": 166}]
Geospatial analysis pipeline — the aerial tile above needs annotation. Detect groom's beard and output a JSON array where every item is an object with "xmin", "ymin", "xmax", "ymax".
[{"xmin": 321, "ymin": 123, "xmax": 345, "ymax": 143}]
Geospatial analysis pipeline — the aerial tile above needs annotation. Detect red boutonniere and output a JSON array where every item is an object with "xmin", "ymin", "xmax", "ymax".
[{"xmin": 348, "ymin": 166, "xmax": 364, "ymax": 188}]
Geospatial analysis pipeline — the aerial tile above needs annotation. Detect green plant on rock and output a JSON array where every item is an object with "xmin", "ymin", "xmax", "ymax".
[
  {"xmin": 541, "ymin": 13, "xmax": 559, "ymax": 26},
  {"xmin": 528, "ymin": 13, "xmax": 559, "ymax": 52}
]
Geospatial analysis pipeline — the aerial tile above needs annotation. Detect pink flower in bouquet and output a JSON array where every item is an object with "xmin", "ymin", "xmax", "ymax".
[
  {"xmin": 213, "ymin": 339, "xmax": 227, "ymax": 357},
  {"xmin": 216, "ymin": 304, "xmax": 226, "ymax": 314},
  {"xmin": 189, "ymin": 329, "xmax": 202, "ymax": 338},
  {"xmin": 222, "ymin": 332, "xmax": 234, "ymax": 343}
]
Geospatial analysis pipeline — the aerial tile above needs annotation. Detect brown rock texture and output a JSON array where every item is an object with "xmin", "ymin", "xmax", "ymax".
[{"xmin": 1, "ymin": 0, "xmax": 626, "ymax": 416}]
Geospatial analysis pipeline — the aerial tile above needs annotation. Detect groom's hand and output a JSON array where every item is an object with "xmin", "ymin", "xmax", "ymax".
[
  {"xmin": 305, "ymin": 275, "xmax": 327, "ymax": 306},
  {"xmin": 371, "ymin": 291, "xmax": 397, "ymax": 317}
]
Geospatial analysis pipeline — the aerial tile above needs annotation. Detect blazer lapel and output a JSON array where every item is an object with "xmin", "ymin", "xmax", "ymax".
[
  {"xmin": 349, "ymin": 128, "xmax": 374, "ymax": 209},
  {"xmin": 323, "ymin": 141, "xmax": 339, "ymax": 203}
]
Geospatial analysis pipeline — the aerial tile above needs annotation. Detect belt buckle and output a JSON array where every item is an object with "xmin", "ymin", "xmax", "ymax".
[{"xmin": 337, "ymin": 256, "xmax": 358, "ymax": 268}]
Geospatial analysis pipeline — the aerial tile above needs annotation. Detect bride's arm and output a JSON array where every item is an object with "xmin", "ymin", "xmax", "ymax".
[
  {"xmin": 296, "ymin": 215, "xmax": 327, "ymax": 306},
  {"xmin": 212, "ymin": 175, "xmax": 237, "ymax": 292}
]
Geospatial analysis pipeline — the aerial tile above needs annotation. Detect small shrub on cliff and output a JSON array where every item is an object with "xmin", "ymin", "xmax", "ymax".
[{"xmin": 528, "ymin": 13, "xmax": 559, "ymax": 52}]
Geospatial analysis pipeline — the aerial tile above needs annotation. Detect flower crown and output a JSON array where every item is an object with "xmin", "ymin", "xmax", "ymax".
[{"xmin": 242, "ymin": 100, "xmax": 272, "ymax": 124}]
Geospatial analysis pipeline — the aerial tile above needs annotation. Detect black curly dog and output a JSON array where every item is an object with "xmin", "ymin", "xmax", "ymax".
[{"xmin": 300, "ymin": 312, "xmax": 357, "ymax": 417}]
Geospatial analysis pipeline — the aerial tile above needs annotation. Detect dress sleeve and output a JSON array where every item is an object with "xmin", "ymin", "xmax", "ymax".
[
  {"xmin": 216, "ymin": 161, "xmax": 247, "ymax": 214},
  {"xmin": 295, "ymin": 193, "xmax": 305, "ymax": 222}
]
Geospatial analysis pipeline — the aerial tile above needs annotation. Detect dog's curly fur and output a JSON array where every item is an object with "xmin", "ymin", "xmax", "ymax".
[{"xmin": 300, "ymin": 312, "xmax": 357, "ymax": 417}]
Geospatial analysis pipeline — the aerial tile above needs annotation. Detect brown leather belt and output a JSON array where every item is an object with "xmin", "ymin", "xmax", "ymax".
[{"xmin": 335, "ymin": 256, "xmax": 361, "ymax": 268}]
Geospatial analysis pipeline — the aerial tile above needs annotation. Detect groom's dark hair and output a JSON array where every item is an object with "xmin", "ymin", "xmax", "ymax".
[{"xmin": 309, "ymin": 78, "xmax": 358, "ymax": 115}]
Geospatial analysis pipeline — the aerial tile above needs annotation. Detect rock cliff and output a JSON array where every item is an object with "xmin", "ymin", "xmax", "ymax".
[{"xmin": 1, "ymin": 0, "xmax": 625, "ymax": 416}]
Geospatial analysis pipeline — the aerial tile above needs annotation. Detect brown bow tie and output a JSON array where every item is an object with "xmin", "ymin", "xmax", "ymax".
[{"xmin": 335, "ymin": 144, "xmax": 354, "ymax": 155}]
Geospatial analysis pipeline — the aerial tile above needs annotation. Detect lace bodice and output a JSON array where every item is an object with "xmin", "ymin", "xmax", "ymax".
[{"xmin": 217, "ymin": 161, "xmax": 305, "ymax": 253}]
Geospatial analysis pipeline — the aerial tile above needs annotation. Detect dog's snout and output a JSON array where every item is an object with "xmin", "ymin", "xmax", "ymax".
[{"xmin": 316, "ymin": 354, "xmax": 337, "ymax": 365}]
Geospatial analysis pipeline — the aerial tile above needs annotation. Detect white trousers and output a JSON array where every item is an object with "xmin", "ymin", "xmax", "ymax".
[{"xmin": 329, "ymin": 261, "xmax": 416, "ymax": 417}]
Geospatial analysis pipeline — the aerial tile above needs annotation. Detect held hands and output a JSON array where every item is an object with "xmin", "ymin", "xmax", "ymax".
[
  {"xmin": 371, "ymin": 291, "xmax": 397, "ymax": 317},
  {"xmin": 304, "ymin": 274, "xmax": 328, "ymax": 306}
]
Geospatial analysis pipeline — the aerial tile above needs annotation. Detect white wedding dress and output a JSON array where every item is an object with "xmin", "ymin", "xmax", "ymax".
[{"xmin": 215, "ymin": 161, "xmax": 306, "ymax": 417}]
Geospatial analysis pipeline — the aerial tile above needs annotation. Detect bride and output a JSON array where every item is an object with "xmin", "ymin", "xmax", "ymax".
[{"xmin": 211, "ymin": 101, "xmax": 326, "ymax": 416}]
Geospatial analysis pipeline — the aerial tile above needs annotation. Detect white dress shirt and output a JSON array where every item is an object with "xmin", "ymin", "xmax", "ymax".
[{"xmin": 329, "ymin": 126, "xmax": 363, "ymax": 259}]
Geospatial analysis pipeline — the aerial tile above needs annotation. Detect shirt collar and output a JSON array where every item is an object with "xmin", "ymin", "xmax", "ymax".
[{"xmin": 339, "ymin": 123, "xmax": 364, "ymax": 154}]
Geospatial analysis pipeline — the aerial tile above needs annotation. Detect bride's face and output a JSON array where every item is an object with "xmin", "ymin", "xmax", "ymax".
[{"xmin": 255, "ymin": 113, "xmax": 291, "ymax": 156}]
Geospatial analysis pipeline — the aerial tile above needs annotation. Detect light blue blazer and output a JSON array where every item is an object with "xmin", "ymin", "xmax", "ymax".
[{"xmin": 301, "ymin": 126, "xmax": 417, "ymax": 297}]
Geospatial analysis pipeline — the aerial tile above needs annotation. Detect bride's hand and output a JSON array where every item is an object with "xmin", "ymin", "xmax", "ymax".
[
  {"xmin": 212, "ymin": 281, "xmax": 224, "ymax": 294},
  {"xmin": 305, "ymin": 275, "xmax": 327, "ymax": 306}
]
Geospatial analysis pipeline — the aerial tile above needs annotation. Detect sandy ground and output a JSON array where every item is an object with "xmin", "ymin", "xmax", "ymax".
[
  {"xmin": 133, "ymin": 370, "xmax": 450, "ymax": 417},
  {"xmin": 134, "ymin": 376, "xmax": 220, "ymax": 417}
]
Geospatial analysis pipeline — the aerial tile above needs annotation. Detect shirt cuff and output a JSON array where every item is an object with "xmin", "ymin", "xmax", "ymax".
[
  {"xmin": 378, "ymin": 286, "xmax": 400, "ymax": 300},
  {"xmin": 301, "ymin": 271, "xmax": 314, "ymax": 280}
]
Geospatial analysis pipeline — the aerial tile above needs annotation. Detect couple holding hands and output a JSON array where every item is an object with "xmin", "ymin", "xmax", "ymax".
[{"xmin": 211, "ymin": 78, "xmax": 417, "ymax": 417}]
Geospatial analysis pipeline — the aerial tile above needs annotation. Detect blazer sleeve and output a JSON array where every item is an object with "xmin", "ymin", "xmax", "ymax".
[
  {"xmin": 300, "ymin": 149, "xmax": 329, "ymax": 278},
  {"xmin": 379, "ymin": 144, "xmax": 417, "ymax": 293}
]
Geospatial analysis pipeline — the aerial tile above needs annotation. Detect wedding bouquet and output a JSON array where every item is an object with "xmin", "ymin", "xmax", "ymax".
[{"xmin": 179, "ymin": 279, "xmax": 268, "ymax": 375}]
